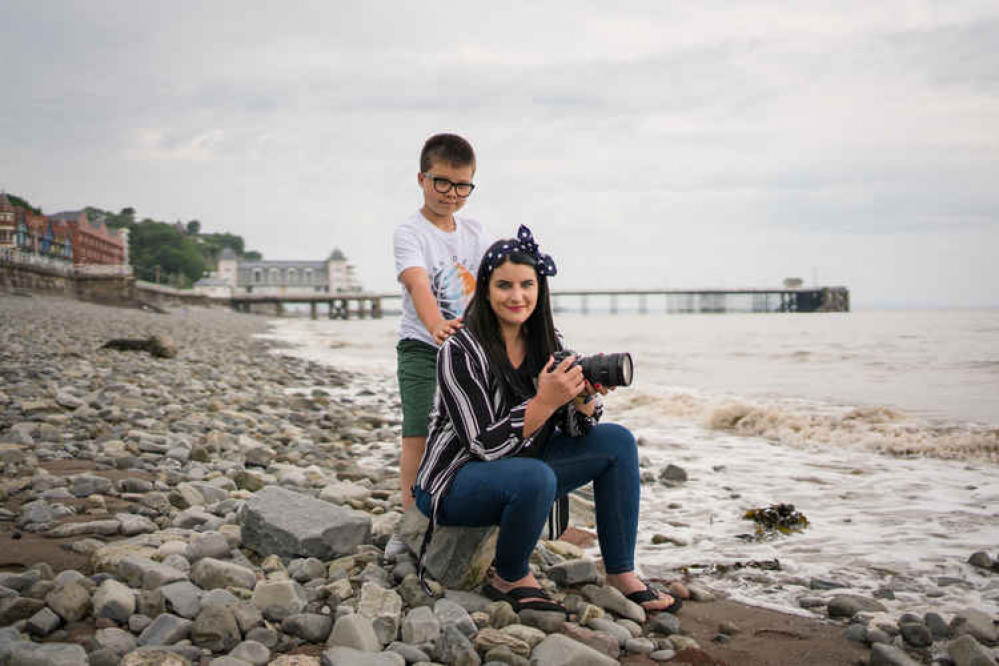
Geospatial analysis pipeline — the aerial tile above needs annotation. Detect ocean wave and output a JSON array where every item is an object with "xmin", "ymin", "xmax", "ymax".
[{"xmin": 614, "ymin": 391, "xmax": 999, "ymax": 463}]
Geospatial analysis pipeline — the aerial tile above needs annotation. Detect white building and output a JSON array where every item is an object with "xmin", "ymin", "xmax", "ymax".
[{"xmin": 195, "ymin": 247, "xmax": 363, "ymax": 297}]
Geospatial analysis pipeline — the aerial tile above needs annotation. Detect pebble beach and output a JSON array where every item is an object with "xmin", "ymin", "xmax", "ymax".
[{"xmin": 1, "ymin": 294, "xmax": 996, "ymax": 666}]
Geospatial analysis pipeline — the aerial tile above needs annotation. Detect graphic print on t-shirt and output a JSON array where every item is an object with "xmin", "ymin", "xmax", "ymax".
[{"xmin": 431, "ymin": 260, "xmax": 477, "ymax": 319}]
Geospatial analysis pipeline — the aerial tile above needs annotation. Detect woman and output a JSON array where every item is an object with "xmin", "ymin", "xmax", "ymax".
[{"xmin": 413, "ymin": 225, "xmax": 679, "ymax": 615}]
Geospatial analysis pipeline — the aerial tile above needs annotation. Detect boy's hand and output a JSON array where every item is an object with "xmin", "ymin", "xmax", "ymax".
[{"xmin": 432, "ymin": 318, "xmax": 463, "ymax": 344}]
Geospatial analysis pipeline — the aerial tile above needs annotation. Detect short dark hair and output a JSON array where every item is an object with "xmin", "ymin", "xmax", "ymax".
[{"xmin": 420, "ymin": 133, "xmax": 476, "ymax": 173}]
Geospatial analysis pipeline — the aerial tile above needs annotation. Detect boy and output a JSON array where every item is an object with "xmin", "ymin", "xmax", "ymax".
[{"xmin": 388, "ymin": 133, "xmax": 492, "ymax": 556}]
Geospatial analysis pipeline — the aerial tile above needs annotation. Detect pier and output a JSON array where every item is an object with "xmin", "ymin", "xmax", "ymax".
[{"xmin": 228, "ymin": 286, "xmax": 849, "ymax": 319}]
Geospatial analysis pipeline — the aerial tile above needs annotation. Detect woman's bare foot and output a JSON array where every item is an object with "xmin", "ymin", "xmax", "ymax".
[{"xmin": 605, "ymin": 571, "xmax": 677, "ymax": 612}]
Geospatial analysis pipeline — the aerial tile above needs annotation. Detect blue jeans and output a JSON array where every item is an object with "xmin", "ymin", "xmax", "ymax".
[{"xmin": 414, "ymin": 422, "xmax": 639, "ymax": 582}]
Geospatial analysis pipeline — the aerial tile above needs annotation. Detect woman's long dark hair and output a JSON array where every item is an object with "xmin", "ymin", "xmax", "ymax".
[{"xmin": 464, "ymin": 241, "xmax": 559, "ymax": 402}]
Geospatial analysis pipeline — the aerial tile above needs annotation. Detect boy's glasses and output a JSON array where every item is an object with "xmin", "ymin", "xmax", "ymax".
[{"xmin": 423, "ymin": 173, "xmax": 475, "ymax": 197}]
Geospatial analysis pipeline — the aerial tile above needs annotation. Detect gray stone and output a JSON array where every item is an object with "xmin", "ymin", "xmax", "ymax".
[
  {"xmin": 659, "ymin": 464, "xmax": 688, "ymax": 484},
  {"xmin": 968, "ymin": 551, "xmax": 995, "ymax": 569},
  {"xmin": 93, "ymin": 578, "xmax": 136, "ymax": 623},
  {"xmin": 402, "ymin": 606, "xmax": 440, "ymax": 644},
  {"xmin": 117, "ymin": 512, "xmax": 159, "ymax": 536},
  {"xmin": 435, "ymin": 597, "xmax": 478, "ymax": 637},
  {"xmin": 120, "ymin": 650, "xmax": 194, "ymax": 666},
  {"xmin": 282, "ymin": 613, "xmax": 334, "ymax": 642},
  {"xmin": 239, "ymin": 485, "xmax": 372, "ymax": 560},
  {"xmin": 206, "ymin": 658, "xmax": 247, "ymax": 666},
  {"xmin": 625, "ymin": 637, "xmax": 655, "ymax": 654},
  {"xmin": 844, "ymin": 623, "xmax": 868, "ymax": 644},
  {"xmin": 201, "ymin": 589, "xmax": 240, "ymax": 608},
  {"xmin": 138, "ymin": 613, "xmax": 193, "ymax": 646},
  {"xmin": 387, "ymin": 641, "xmax": 431, "ymax": 664},
  {"xmin": 229, "ymin": 640, "xmax": 270, "ymax": 666},
  {"xmin": 586, "ymin": 617, "xmax": 632, "ymax": 645},
  {"xmin": 49, "ymin": 519, "xmax": 120, "ymax": 537},
  {"xmin": 546, "ymin": 560, "xmax": 601, "ymax": 587},
  {"xmin": 288, "ymin": 557, "xmax": 327, "ymax": 583},
  {"xmin": 648, "ymin": 611, "xmax": 681, "ymax": 637},
  {"xmin": 89, "ymin": 648, "xmax": 119, "ymax": 666},
  {"xmin": 444, "ymin": 589, "xmax": 494, "ymax": 614},
  {"xmin": 436, "ymin": 623, "xmax": 481, "ymax": 666},
  {"xmin": 869, "ymin": 643, "xmax": 924, "ymax": 666},
  {"xmin": 581, "ymin": 584, "xmax": 645, "ymax": 623},
  {"xmin": 191, "ymin": 558, "xmax": 257, "ymax": 591},
  {"xmin": 95, "ymin": 627, "xmax": 138, "ymax": 655},
  {"xmin": 25, "ymin": 607, "xmax": 61, "ymax": 637},
  {"xmin": 232, "ymin": 601, "xmax": 264, "ymax": 634},
  {"xmin": 649, "ymin": 649, "xmax": 676, "ymax": 662},
  {"xmin": 118, "ymin": 557, "xmax": 188, "ymax": 590},
  {"xmin": 826, "ymin": 594, "xmax": 888, "ymax": 619},
  {"xmin": 319, "ymin": 481, "xmax": 371, "ymax": 504},
  {"xmin": 160, "ymin": 581, "xmax": 203, "ymax": 619},
  {"xmin": 398, "ymin": 506, "xmax": 496, "ymax": 590},
  {"xmin": 948, "ymin": 634, "xmax": 998, "ymax": 666},
  {"xmin": 251, "ymin": 579, "xmax": 307, "ymax": 621},
  {"xmin": 529, "ymin": 633, "xmax": 619, "ymax": 666},
  {"xmin": 328, "ymin": 613, "xmax": 381, "ymax": 652},
  {"xmin": 320, "ymin": 646, "xmax": 405, "ymax": 666},
  {"xmin": 868, "ymin": 627, "xmax": 893, "ymax": 645},
  {"xmin": 358, "ymin": 582, "xmax": 403, "ymax": 646},
  {"xmin": 8, "ymin": 642, "xmax": 90, "ymax": 666},
  {"xmin": 192, "ymin": 604, "xmax": 242, "ymax": 653},
  {"xmin": 44, "ymin": 581, "xmax": 91, "ymax": 623},
  {"xmin": 952, "ymin": 609, "xmax": 999, "ymax": 646},
  {"xmin": 900, "ymin": 622, "xmax": 933, "ymax": 648},
  {"xmin": 70, "ymin": 473, "xmax": 113, "ymax": 497},
  {"xmin": 925, "ymin": 612, "xmax": 952, "ymax": 640},
  {"xmin": 518, "ymin": 608, "xmax": 566, "ymax": 634}
]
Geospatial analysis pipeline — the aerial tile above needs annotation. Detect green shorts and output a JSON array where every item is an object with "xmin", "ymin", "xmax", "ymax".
[{"xmin": 396, "ymin": 338, "xmax": 438, "ymax": 438}]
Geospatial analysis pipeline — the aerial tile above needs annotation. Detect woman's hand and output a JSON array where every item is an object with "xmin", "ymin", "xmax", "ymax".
[{"xmin": 536, "ymin": 355, "xmax": 586, "ymax": 410}]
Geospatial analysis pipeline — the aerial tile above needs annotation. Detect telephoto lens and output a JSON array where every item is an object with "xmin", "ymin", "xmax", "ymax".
[
  {"xmin": 550, "ymin": 350, "xmax": 634, "ymax": 387},
  {"xmin": 579, "ymin": 352, "xmax": 633, "ymax": 387}
]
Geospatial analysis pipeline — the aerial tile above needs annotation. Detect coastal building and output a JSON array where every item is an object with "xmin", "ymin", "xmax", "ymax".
[
  {"xmin": 0, "ymin": 193, "xmax": 14, "ymax": 248},
  {"xmin": 13, "ymin": 208, "xmax": 73, "ymax": 262},
  {"xmin": 194, "ymin": 247, "xmax": 363, "ymax": 298},
  {"xmin": 49, "ymin": 210, "xmax": 127, "ymax": 265}
]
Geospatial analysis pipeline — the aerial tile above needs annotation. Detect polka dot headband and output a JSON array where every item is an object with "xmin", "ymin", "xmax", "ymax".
[{"xmin": 483, "ymin": 225, "xmax": 558, "ymax": 278}]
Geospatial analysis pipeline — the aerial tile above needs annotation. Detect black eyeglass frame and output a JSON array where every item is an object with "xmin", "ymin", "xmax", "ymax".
[{"xmin": 422, "ymin": 172, "xmax": 476, "ymax": 197}]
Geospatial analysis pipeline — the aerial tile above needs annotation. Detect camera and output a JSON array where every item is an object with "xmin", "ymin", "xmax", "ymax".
[{"xmin": 550, "ymin": 349, "xmax": 634, "ymax": 387}]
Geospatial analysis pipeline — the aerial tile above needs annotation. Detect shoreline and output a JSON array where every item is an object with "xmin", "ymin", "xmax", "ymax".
[{"xmin": 1, "ymin": 293, "xmax": 994, "ymax": 665}]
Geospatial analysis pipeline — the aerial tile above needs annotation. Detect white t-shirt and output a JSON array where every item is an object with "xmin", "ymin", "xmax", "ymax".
[{"xmin": 393, "ymin": 211, "xmax": 493, "ymax": 347}]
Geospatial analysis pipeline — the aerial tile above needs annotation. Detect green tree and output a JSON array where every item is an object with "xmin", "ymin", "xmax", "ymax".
[{"xmin": 186, "ymin": 220, "xmax": 201, "ymax": 235}]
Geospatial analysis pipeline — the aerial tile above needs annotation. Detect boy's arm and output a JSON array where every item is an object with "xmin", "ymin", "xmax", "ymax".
[{"xmin": 399, "ymin": 267, "xmax": 462, "ymax": 344}]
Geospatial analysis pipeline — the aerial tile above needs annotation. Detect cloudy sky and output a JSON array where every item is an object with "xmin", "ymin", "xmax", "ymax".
[{"xmin": 3, "ymin": 1, "xmax": 997, "ymax": 308}]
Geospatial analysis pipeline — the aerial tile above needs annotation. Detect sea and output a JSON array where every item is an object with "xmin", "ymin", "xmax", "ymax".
[{"xmin": 262, "ymin": 308, "xmax": 999, "ymax": 618}]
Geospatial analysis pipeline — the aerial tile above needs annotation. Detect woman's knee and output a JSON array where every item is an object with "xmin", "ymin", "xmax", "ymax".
[
  {"xmin": 593, "ymin": 423, "xmax": 637, "ymax": 456},
  {"xmin": 506, "ymin": 460, "xmax": 557, "ymax": 504}
]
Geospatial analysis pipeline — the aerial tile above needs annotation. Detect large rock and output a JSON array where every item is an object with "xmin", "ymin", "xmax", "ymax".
[
  {"xmin": 282, "ymin": 614, "xmax": 334, "ymax": 643},
  {"xmin": 191, "ymin": 604, "xmax": 241, "ymax": 653},
  {"xmin": 398, "ymin": 506, "xmax": 497, "ymax": 590},
  {"xmin": 358, "ymin": 583, "xmax": 403, "ymax": 646},
  {"xmin": 120, "ymin": 651, "xmax": 193, "ymax": 666},
  {"xmin": 94, "ymin": 627, "xmax": 138, "ymax": 656},
  {"xmin": 948, "ymin": 634, "xmax": 998, "ymax": 666},
  {"xmin": 160, "ymin": 581, "xmax": 203, "ymax": 619},
  {"xmin": 869, "ymin": 643, "xmax": 924, "ymax": 666},
  {"xmin": 44, "ymin": 581, "xmax": 91, "ymax": 623},
  {"xmin": 320, "ymin": 647, "xmax": 404, "ymax": 666},
  {"xmin": 401, "ymin": 606, "xmax": 440, "ymax": 644},
  {"xmin": 581, "ymin": 585, "xmax": 645, "ymax": 624},
  {"xmin": 8, "ymin": 642, "xmax": 90, "ymax": 666},
  {"xmin": 327, "ymin": 614, "xmax": 381, "ymax": 652},
  {"xmin": 138, "ymin": 613, "xmax": 193, "ymax": 646},
  {"xmin": 529, "ymin": 634, "xmax": 619, "ymax": 666},
  {"xmin": 435, "ymin": 624, "xmax": 480, "ymax": 666},
  {"xmin": 191, "ymin": 558, "xmax": 257, "ymax": 591},
  {"xmin": 952, "ymin": 608, "xmax": 999, "ymax": 646},
  {"xmin": 239, "ymin": 486, "xmax": 371, "ymax": 560},
  {"xmin": 827, "ymin": 594, "xmax": 888, "ymax": 619},
  {"xmin": 93, "ymin": 578, "xmax": 136, "ymax": 622},
  {"xmin": 251, "ymin": 579, "xmax": 308, "ymax": 622}
]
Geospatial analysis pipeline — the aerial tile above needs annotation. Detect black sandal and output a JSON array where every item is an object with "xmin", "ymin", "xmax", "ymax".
[
  {"xmin": 625, "ymin": 583, "xmax": 682, "ymax": 614},
  {"xmin": 482, "ymin": 583, "xmax": 569, "ymax": 615}
]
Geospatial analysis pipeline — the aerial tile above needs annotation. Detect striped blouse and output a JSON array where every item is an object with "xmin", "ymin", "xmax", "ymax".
[{"xmin": 414, "ymin": 327, "xmax": 602, "ymax": 590}]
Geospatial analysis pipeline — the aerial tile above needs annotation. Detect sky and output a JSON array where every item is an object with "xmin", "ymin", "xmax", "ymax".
[{"xmin": 2, "ymin": 1, "xmax": 998, "ymax": 309}]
